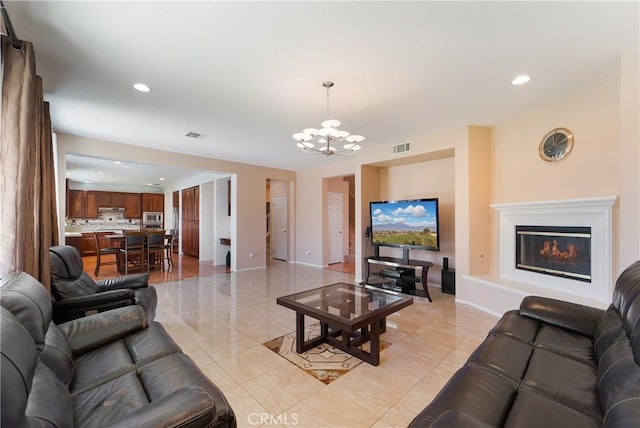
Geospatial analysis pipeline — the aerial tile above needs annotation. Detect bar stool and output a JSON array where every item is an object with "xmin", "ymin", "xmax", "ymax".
[{"xmin": 93, "ymin": 232, "xmax": 119, "ymax": 276}]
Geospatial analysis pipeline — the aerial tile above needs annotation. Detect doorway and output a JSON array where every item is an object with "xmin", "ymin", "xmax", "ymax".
[
  {"xmin": 267, "ymin": 179, "xmax": 289, "ymax": 262},
  {"xmin": 324, "ymin": 175, "xmax": 355, "ymax": 273}
]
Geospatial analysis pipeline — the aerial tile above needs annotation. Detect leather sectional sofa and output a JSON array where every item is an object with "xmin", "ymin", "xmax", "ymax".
[
  {"xmin": 1, "ymin": 271, "xmax": 236, "ymax": 428},
  {"xmin": 409, "ymin": 261, "xmax": 640, "ymax": 427}
]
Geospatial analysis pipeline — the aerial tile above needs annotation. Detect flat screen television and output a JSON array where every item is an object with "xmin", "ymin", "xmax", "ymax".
[{"xmin": 369, "ymin": 198, "xmax": 440, "ymax": 252}]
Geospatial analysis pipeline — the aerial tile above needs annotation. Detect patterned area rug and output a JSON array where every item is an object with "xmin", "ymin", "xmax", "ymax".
[{"xmin": 263, "ymin": 324, "xmax": 390, "ymax": 384}]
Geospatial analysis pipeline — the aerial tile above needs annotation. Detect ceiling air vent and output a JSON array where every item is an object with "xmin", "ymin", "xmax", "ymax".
[
  {"xmin": 392, "ymin": 142, "xmax": 410, "ymax": 154},
  {"xmin": 185, "ymin": 132, "xmax": 207, "ymax": 139}
]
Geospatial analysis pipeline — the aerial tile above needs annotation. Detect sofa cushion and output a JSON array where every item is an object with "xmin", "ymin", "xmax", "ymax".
[
  {"xmin": 41, "ymin": 322, "xmax": 75, "ymax": 387},
  {"xmin": 1, "ymin": 307, "xmax": 74, "ymax": 428},
  {"xmin": 71, "ymin": 340, "xmax": 136, "ymax": 396},
  {"xmin": 49, "ymin": 245, "xmax": 99, "ymax": 298},
  {"xmin": 139, "ymin": 353, "xmax": 236, "ymax": 426},
  {"xmin": 533, "ymin": 323, "xmax": 596, "ymax": 365},
  {"xmin": 504, "ymin": 389, "xmax": 601, "ymax": 428},
  {"xmin": 0, "ymin": 271, "xmax": 53, "ymax": 351},
  {"xmin": 468, "ymin": 335, "xmax": 533, "ymax": 382},
  {"xmin": 124, "ymin": 321, "xmax": 182, "ymax": 366},
  {"xmin": 489, "ymin": 310, "xmax": 539, "ymax": 343},
  {"xmin": 72, "ymin": 371, "xmax": 150, "ymax": 427},
  {"xmin": 410, "ymin": 365, "xmax": 518, "ymax": 427},
  {"xmin": 522, "ymin": 347, "xmax": 600, "ymax": 420}
]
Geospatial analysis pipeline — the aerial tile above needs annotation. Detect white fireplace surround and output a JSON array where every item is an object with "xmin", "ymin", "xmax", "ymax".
[{"xmin": 462, "ymin": 196, "xmax": 617, "ymax": 315}]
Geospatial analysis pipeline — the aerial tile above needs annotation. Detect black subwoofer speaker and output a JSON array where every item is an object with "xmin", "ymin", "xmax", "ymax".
[{"xmin": 441, "ymin": 269, "xmax": 455, "ymax": 295}]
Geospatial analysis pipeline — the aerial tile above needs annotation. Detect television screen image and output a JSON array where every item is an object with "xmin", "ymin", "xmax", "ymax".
[{"xmin": 370, "ymin": 198, "xmax": 440, "ymax": 251}]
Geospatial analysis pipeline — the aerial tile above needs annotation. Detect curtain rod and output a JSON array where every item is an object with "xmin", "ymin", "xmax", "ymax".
[{"xmin": 0, "ymin": 0, "xmax": 22, "ymax": 49}]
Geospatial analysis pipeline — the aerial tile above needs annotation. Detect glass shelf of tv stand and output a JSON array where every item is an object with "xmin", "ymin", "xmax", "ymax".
[{"xmin": 364, "ymin": 256, "xmax": 433, "ymax": 301}]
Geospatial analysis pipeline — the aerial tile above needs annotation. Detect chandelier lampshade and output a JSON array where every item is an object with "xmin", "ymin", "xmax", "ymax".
[{"xmin": 293, "ymin": 81, "xmax": 364, "ymax": 156}]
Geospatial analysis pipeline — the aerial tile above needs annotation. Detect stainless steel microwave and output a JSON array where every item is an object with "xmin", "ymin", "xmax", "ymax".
[{"xmin": 143, "ymin": 212, "xmax": 163, "ymax": 225}]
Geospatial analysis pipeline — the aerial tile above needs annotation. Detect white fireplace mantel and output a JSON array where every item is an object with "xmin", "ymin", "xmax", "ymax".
[{"xmin": 461, "ymin": 196, "xmax": 617, "ymax": 315}]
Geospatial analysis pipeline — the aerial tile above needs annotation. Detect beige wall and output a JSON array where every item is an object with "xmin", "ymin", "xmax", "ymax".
[
  {"xmin": 55, "ymin": 45, "xmax": 639, "ymax": 310},
  {"xmin": 488, "ymin": 73, "xmax": 629, "ymax": 277},
  {"xmin": 56, "ymin": 134, "xmax": 296, "ymax": 271},
  {"xmin": 373, "ymin": 157, "xmax": 455, "ymax": 285},
  {"xmin": 491, "ymin": 75, "xmax": 621, "ymax": 203}
]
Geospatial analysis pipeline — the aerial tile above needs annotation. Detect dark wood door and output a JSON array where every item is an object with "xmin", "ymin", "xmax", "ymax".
[{"xmin": 181, "ymin": 186, "xmax": 199, "ymax": 258}]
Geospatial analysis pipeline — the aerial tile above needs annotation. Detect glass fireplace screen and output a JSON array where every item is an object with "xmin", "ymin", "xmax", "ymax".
[{"xmin": 516, "ymin": 226, "xmax": 591, "ymax": 283}]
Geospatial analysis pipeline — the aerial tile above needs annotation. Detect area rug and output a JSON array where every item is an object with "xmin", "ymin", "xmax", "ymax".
[{"xmin": 263, "ymin": 324, "xmax": 390, "ymax": 384}]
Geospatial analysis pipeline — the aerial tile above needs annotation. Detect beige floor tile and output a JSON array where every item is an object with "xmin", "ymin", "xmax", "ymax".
[
  {"xmin": 242, "ymin": 363, "xmax": 325, "ymax": 415},
  {"xmin": 217, "ymin": 344, "xmax": 287, "ymax": 384},
  {"xmin": 154, "ymin": 261, "xmax": 498, "ymax": 428},
  {"xmin": 224, "ymin": 385, "xmax": 270, "ymax": 428},
  {"xmin": 380, "ymin": 388, "xmax": 431, "ymax": 427},
  {"xmin": 285, "ymin": 387, "xmax": 379, "ymax": 427}
]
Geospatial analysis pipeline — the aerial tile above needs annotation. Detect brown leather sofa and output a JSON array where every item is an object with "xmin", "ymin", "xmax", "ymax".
[
  {"xmin": 49, "ymin": 245, "xmax": 157, "ymax": 323},
  {"xmin": 409, "ymin": 261, "xmax": 640, "ymax": 427},
  {"xmin": 1, "ymin": 271, "xmax": 236, "ymax": 428}
]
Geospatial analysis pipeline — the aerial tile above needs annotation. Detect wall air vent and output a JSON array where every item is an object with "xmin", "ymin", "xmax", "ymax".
[
  {"xmin": 185, "ymin": 132, "xmax": 207, "ymax": 139},
  {"xmin": 392, "ymin": 142, "xmax": 410, "ymax": 154}
]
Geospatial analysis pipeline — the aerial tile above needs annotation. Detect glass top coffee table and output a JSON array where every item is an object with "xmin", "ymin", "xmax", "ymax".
[{"xmin": 276, "ymin": 282, "xmax": 413, "ymax": 366}]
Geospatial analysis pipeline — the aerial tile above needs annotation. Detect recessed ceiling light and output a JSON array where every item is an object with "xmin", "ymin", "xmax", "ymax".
[
  {"xmin": 97, "ymin": 171, "xmax": 104, "ymax": 175},
  {"xmin": 133, "ymin": 83, "xmax": 151, "ymax": 92},
  {"xmin": 512, "ymin": 75, "xmax": 531, "ymax": 85},
  {"xmin": 159, "ymin": 177, "xmax": 165, "ymax": 181},
  {"xmin": 114, "ymin": 161, "xmax": 122, "ymax": 164},
  {"xmin": 147, "ymin": 183, "xmax": 153, "ymax": 186}
]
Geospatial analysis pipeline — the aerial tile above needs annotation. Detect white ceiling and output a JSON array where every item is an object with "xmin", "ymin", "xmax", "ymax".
[{"xmin": 5, "ymin": 1, "xmax": 639, "ymax": 185}]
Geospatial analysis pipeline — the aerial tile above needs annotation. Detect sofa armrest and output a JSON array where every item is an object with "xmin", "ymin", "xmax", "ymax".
[
  {"xmin": 57, "ymin": 305, "xmax": 147, "ymax": 355},
  {"xmin": 519, "ymin": 296, "xmax": 604, "ymax": 337},
  {"xmin": 96, "ymin": 273, "xmax": 150, "ymax": 291},
  {"xmin": 103, "ymin": 386, "xmax": 216, "ymax": 428},
  {"xmin": 52, "ymin": 290, "xmax": 135, "ymax": 323}
]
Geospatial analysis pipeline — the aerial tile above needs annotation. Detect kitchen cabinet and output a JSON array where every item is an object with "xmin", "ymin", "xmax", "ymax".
[
  {"xmin": 124, "ymin": 193, "xmax": 141, "ymax": 218},
  {"xmin": 142, "ymin": 193, "xmax": 164, "ymax": 213},
  {"xmin": 111, "ymin": 192, "xmax": 125, "ymax": 208},
  {"xmin": 97, "ymin": 192, "xmax": 112, "ymax": 208},
  {"xmin": 68, "ymin": 190, "xmax": 98, "ymax": 219},
  {"xmin": 68, "ymin": 190, "xmax": 85, "ymax": 218},
  {"xmin": 86, "ymin": 192, "xmax": 98, "ymax": 218},
  {"xmin": 65, "ymin": 235, "xmax": 82, "ymax": 255},
  {"xmin": 81, "ymin": 233, "xmax": 95, "ymax": 257}
]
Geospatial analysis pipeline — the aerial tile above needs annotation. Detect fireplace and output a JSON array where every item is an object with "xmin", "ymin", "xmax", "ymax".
[{"xmin": 515, "ymin": 226, "xmax": 591, "ymax": 282}]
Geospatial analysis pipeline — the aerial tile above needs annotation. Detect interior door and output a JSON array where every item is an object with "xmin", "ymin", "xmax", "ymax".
[
  {"xmin": 327, "ymin": 192, "xmax": 343, "ymax": 264},
  {"xmin": 271, "ymin": 194, "xmax": 287, "ymax": 260}
]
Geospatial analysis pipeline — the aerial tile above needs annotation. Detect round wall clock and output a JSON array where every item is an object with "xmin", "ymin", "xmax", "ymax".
[{"xmin": 539, "ymin": 128, "xmax": 574, "ymax": 162}]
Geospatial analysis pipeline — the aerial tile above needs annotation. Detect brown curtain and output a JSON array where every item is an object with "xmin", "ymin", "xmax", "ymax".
[{"xmin": 1, "ymin": 35, "xmax": 59, "ymax": 291}]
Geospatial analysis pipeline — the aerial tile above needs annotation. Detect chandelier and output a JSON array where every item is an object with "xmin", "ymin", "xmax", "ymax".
[{"xmin": 293, "ymin": 81, "xmax": 365, "ymax": 156}]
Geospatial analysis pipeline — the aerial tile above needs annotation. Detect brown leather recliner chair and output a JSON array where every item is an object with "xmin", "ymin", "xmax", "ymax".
[{"xmin": 49, "ymin": 245, "xmax": 157, "ymax": 323}]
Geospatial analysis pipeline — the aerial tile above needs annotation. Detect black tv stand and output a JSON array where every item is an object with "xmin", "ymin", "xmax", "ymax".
[{"xmin": 364, "ymin": 255, "xmax": 433, "ymax": 301}]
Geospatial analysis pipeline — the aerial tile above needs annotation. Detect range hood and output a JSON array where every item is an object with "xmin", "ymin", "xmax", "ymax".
[{"xmin": 98, "ymin": 207, "xmax": 125, "ymax": 211}]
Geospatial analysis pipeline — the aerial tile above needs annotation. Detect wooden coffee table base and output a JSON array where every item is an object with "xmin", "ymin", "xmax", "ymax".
[{"xmin": 295, "ymin": 313, "xmax": 386, "ymax": 366}]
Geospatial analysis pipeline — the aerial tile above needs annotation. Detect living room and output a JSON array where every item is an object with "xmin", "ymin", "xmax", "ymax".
[{"xmin": 2, "ymin": 2, "xmax": 639, "ymax": 427}]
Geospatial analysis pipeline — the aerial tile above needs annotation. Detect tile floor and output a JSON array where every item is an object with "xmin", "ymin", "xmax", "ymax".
[{"xmin": 152, "ymin": 260, "xmax": 499, "ymax": 427}]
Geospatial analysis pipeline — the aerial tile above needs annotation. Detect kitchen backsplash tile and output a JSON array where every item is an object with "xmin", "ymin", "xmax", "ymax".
[{"xmin": 66, "ymin": 209, "xmax": 140, "ymax": 232}]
